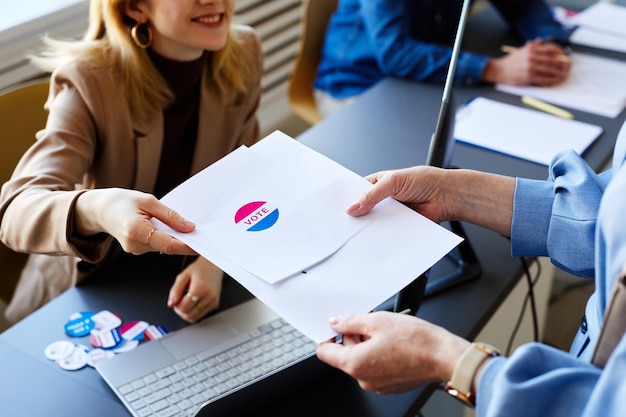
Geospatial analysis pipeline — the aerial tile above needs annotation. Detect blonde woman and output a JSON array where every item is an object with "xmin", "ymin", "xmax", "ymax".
[{"xmin": 0, "ymin": 0, "xmax": 263, "ymax": 323}]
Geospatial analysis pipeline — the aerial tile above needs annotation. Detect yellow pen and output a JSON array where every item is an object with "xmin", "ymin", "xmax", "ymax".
[{"xmin": 521, "ymin": 95, "xmax": 574, "ymax": 120}]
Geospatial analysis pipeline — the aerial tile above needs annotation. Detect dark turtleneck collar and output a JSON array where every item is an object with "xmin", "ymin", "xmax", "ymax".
[
  {"xmin": 147, "ymin": 49, "xmax": 208, "ymax": 199},
  {"xmin": 147, "ymin": 49, "xmax": 208, "ymax": 98}
]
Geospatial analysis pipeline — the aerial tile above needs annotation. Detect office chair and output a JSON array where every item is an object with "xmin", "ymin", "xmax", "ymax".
[
  {"xmin": 287, "ymin": 0, "xmax": 337, "ymax": 125},
  {"xmin": 0, "ymin": 78, "xmax": 50, "ymax": 304}
]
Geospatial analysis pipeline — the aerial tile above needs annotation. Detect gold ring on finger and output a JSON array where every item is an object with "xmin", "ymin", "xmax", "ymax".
[{"xmin": 145, "ymin": 227, "xmax": 155, "ymax": 246}]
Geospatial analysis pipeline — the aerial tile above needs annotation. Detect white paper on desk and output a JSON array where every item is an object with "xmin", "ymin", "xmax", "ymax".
[
  {"xmin": 496, "ymin": 53, "xmax": 626, "ymax": 118},
  {"xmin": 155, "ymin": 135, "xmax": 370, "ymax": 284},
  {"xmin": 570, "ymin": 27, "xmax": 626, "ymax": 54},
  {"xmin": 569, "ymin": 2, "xmax": 626, "ymax": 38},
  {"xmin": 155, "ymin": 131, "xmax": 463, "ymax": 343},
  {"xmin": 454, "ymin": 97, "xmax": 603, "ymax": 166}
]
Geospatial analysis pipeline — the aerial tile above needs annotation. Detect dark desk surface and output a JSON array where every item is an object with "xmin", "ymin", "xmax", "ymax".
[{"xmin": 2, "ymin": 3, "xmax": 625, "ymax": 416}]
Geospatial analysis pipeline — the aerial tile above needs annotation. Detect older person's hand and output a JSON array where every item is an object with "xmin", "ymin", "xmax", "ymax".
[
  {"xmin": 346, "ymin": 166, "xmax": 515, "ymax": 238},
  {"xmin": 316, "ymin": 311, "xmax": 469, "ymax": 394}
]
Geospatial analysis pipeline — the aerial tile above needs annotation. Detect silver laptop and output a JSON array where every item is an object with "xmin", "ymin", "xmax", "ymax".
[{"xmin": 96, "ymin": 298, "xmax": 329, "ymax": 417}]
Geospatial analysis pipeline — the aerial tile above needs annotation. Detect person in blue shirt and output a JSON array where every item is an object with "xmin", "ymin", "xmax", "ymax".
[
  {"xmin": 314, "ymin": 0, "xmax": 572, "ymax": 116},
  {"xmin": 316, "ymin": 121, "xmax": 626, "ymax": 415}
]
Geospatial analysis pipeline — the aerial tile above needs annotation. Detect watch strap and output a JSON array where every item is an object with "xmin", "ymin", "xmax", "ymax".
[{"xmin": 444, "ymin": 342, "xmax": 500, "ymax": 406}]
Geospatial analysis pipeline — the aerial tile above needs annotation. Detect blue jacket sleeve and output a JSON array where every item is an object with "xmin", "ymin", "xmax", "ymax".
[
  {"xmin": 476, "ymin": 341, "xmax": 623, "ymax": 417},
  {"xmin": 511, "ymin": 150, "xmax": 611, "ymax": 278},
  {"xmin": 359, "ymin": 0, "xmax": 568, "ymax": 85},
  {"xmin": 478, "ymin": 124, "xmax": 626, "ymax": 417},
  {"xmin": 491, "ymin": 0, "xmax": 569, "ymax": 44},
  {"xmin": 315, "ymin": 0, "xmax": 569, "ymax": 98},
  {"xmin": 358, "ymin": 0, "xmax": 487, "ymax": 85}
]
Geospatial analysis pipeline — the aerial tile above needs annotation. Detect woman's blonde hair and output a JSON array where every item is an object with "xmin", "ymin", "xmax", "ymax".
[{"xmin": 32, "ymin": 0, "xmax": 254, "ymax": 119}]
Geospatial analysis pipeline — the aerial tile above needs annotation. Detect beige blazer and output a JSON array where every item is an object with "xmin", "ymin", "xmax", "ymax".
[{"xmin": 0, "ymin": 27, "xmax": 263, "ymax": 323}]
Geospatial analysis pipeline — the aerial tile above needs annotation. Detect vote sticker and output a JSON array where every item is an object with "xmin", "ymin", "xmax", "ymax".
[
  {"xmin": 234, "ymin": 201, "xmax": 279, "ymax": 232},
  {"xmin": 143, "ymin": 325, "xmax": 168, "ymax": 341},
  {"xmin": 89, "ymin": 328, "xmax": 123, "ymax": 349},
  {"xmin": 91, "ymin": 310, "xmax": 122, "ymax": 331},
  {"xmin": 57, "ymin": 345, "xmax": 89, "ymax": 371},
  {"xmin": 44, "ymin": 340, "xmax": 75, "ymax": 361},
  {"xmin": 65, "ymin": 315, "xmax": 95, "ymax": 337},
  {"xmin": 120, "ymin": 321, "xmax": 149, "ymax": 341},
  {"xmin": 87, "ymin": 348, "xmax": 115, "ymax": 367}
]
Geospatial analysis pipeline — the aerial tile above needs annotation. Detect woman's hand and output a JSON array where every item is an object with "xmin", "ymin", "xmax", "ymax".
[
  {"xmin": 316, "ymin": 311, "xmax": 469, "ymax": 394},
  {"xmin": 483, "ymin": 38, "xmax": 571, "ymax": 86},
  {"xmin": 167, "ymin": 257, "xmax": 223, "ymax": 323},
  {"xmin": 74, "ymin": 188, "xmax": 197, "ymax": 255}
]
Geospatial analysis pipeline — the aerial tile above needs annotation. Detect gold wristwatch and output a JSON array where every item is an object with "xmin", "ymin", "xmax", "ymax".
[{"xmin": 444, "ymin": 342, "xmax": 500, "ymax": 407}]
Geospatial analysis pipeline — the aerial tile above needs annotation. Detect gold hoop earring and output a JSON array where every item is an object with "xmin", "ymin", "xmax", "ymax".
[{"xmin": 131, "ymin": 23, "xmax": 153, "ymax": 49}]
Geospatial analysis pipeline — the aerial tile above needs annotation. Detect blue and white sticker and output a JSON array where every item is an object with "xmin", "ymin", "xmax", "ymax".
[
  {"xmin": 57, "ymin": 345, "xmax": 89, "ymax": 371},
  {"xmin": 89, "ymin": 328, "xmax": 123, "ymax": 349},
  {"xmin": 65, "ymin": 314, "xmax": 95, "ymax": 337},
  {"xmin": 44, "ymin": 340, "xmax": 75, "ymax": 361},
  {"xmin": 87, "ymin": 348, "xmax": 115, "ymax": 367}
]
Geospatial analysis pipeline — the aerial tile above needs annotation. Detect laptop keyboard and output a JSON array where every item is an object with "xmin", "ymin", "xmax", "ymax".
[{"xmin": 114, "ymin": 318, "xmax": 316, "ymax": 417}]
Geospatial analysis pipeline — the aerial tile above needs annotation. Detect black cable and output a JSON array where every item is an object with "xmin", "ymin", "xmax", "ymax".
[
  {"xmin": 505, "ymin": 257, "xmax": 541, "ymax": 356},
  {"xmin": 521, "ymin": 257, "xmax": 540, "ymax": 342}
]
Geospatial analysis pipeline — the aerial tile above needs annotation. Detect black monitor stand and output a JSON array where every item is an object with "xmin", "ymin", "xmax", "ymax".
[
  {"xmin": 423, "ymin": 91, "xmax": 482, "ymax": 298},
  {"xmin": 392, "ymin": 96, "xmax": 481, "ymax": 315},
  {"xmin": 393, "ymin": 0, "xmax": 481, "ymax": 315}
]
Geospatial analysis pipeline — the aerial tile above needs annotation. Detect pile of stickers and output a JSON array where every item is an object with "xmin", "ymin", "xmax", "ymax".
[{"xmin": 43, "ymin": 310, "xmax": 168, "ymax": 371}]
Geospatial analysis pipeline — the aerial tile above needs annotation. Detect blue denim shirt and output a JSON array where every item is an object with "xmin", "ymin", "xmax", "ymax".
[
  {"xmin": 314, "ymin": 0, "xmax": 569, "ymax": 99},
  {"xmin": 475, "ymin": 124, "xmax": 626, "ymax": 416}
]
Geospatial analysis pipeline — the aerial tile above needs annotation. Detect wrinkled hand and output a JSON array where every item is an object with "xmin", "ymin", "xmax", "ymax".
[
  {"xmin": 347, "ymin": 166, "xmax": 515, "ymax": 236},
  {"xmin": 483, "ymin": 39, "xmax": 571, "ymax": 86},
  {"xmin": 75, "ymin": 188, "xmax": 197, "ymax": 255},
  {"xmin": 167, "ymin": 257, "xmax": 223, "ymax": 323},
  {"xmin": 316, "ymin": 312, "xmax": 469, "ymax": 394},
  {"xmin": 346, "ymin": 166, "xmax": 450, "ymax": 223}
]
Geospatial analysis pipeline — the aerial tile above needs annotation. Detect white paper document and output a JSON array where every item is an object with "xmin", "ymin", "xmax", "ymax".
[
  {"xmin": 154, "ymin": 131, "xmax": 462, "ymax": 342},
  {"xmin": 570, "ymin": 27, "xmax": 626, "ymax": 54},
  {"xmin": 569, "ymin": 2, "xmax": 626, "ymax": 38},
  {"xmin": 496, "ymin": 53, "xmax": 626, "ymax": 118},
  {"xmin": 454, "ymin": 97, "xmax": 603, "ymax": 165},
  {"xmin": 155, "ymin": 144, "xmax": 370, "ymax": 284}
]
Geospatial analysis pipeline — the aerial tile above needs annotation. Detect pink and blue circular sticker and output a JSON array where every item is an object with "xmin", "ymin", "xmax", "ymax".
[{"xmin": 234, "ymin": 201, "xmax": 279, "ymax": 232}]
